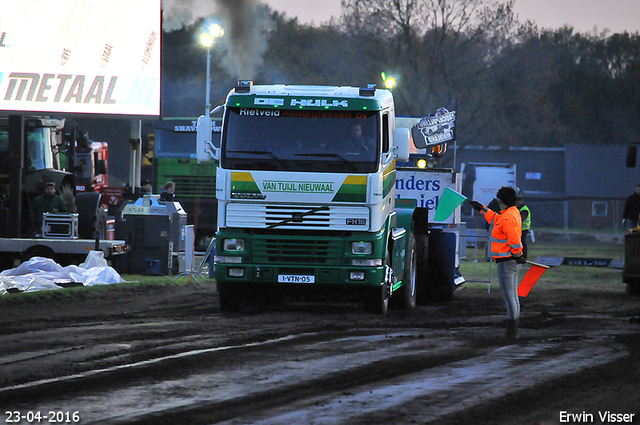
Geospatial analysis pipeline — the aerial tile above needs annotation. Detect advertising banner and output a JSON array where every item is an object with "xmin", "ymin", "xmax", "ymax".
[
  {"xmin": 396, "ymin": 170, "xmax": 462, "ymax": 224},
  {"xmin": 0, "ymin": 0, "xmax": 161, "ymax": 117},
  {"xmin": 411, "ymin": 101, "xmax": 457, "ymax": 149}
]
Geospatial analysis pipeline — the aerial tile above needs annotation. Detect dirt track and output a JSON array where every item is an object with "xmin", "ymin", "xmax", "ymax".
[{"xmin": 1, "ymin": 272, "xmax": 639, "ymax": 425}]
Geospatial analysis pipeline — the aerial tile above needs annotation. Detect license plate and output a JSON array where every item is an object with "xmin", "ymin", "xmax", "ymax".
[{"xmin": 278, "ymin": 274, "xmax": 315, "ymax": 284}]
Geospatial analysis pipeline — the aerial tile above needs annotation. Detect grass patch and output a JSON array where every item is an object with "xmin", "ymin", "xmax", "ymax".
[
  {"xmin": 535, "ymin": 226, "xmax": 626, "ymax": 234},
  {"xmin": 460, "ymin": 239, "xmax": 624, "ymax": 292},
  {"xmin": 529, "ymin": 242, "xmax": 622, "ymax": 259}
]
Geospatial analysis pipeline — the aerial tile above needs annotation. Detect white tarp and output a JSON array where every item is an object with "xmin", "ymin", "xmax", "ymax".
[{"xmin": 0, "ymin": 251, "xmax": 123, "ymax": 296}]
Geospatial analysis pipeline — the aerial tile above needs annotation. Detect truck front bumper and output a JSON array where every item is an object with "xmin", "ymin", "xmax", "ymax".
[{"xmin": 215, "ymin": 263, "xmax": 385, "ymax": 288}]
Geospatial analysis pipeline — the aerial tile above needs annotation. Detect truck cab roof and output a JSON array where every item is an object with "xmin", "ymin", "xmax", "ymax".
[{"xmin": 227, "ymin": 83, "xmax": 394, "ymax": 111}]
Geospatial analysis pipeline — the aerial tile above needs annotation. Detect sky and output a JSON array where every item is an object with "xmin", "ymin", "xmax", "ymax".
[{"xmin": 263, "ymin": 0, "xmax": 640, "ymax": 34}]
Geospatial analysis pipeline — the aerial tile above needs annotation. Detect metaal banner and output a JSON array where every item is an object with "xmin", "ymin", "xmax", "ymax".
[
  {"xmin": 0, "ymin": 0, "xmax": 161, "ymax": 117},
  {"xmin": 395, "ymin": 170, "xmax": 462, "ymax": 224}
]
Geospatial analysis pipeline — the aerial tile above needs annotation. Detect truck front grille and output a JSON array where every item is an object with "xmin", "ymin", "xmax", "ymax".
[
  {"xmin": 163, "ymin": 175, "xmax": 216, "ymax": 198},
  {"xmin": 253, "ymin": 237, "xmax": 343, "ymax": 265}
]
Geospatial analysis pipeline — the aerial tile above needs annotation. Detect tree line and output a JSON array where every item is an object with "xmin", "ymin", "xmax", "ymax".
[{"xmin": 161, "ymin": 0, "xmax": 640, "ymax": 149}]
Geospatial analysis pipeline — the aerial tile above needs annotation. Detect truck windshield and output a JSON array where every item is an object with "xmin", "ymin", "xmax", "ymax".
[
  {"xmin": 0, "ymin": 125, "xmax": 54, "ymax": 172},
  {"xmin": 221, "ymin": 108, "xmax": 379, "ymax": 173},
  {"xmin": 26, "ymin": 128, "xmax": 53, "ymax": 171},
  {"xmin": 155, "ymin": 130, "xmax": 198, "ymax": 158}
]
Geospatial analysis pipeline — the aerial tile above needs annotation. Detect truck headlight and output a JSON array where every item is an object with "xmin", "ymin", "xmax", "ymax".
[
  {"xmin": 352, "ymin": 259, "xmax": 382, "ymax": 266},
  {"xmin": 351, "ymin": 241, "xmax": 372, "ymax": 255},
  {"xmin": 223, "ymin": 238, "xmax": 245, "ymax": 252},
  {"xmin": 214, "ymin": 256, "xmax": 242, "ymax": 264}
]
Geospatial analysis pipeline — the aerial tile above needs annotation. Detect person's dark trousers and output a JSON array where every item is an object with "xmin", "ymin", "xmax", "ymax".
[{"xmin": 521, "ymin": 230, "xmax": 529, "ymax": 260}]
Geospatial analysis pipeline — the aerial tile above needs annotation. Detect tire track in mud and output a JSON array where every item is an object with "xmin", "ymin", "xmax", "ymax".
[
  {"xmin": 1, "ymin": 328, "xmax": 478, "ymax": 420},
  {"xmin": 0, "ymin": 320, "xmax": 223, "ymax": 390},
  {"xmin": 224, "ymin": 335, "xmax": 628, "ymax": 425},
  {"xmin": 0, "ymin": 326, "xmax": 303, "ymax": 401},
  {"xmin": 2, "ymin": 326, "xmax": 631, "ymax": 425}
]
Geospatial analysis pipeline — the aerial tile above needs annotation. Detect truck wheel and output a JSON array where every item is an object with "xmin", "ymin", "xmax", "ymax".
[
  {"xmin": 219, "ymin": 282, "xmax": 242, "ymax": 312},
  {"xmin": 390, "ymin": 232, "xmax": 416, "ymax": 310},
  {"xmin": 626, "ymin": 282, "xmax": 640, "ymax": 296},
  {"xmin": 414, "ymin": 233, "xmax": 430, "ymax": 306},
  {"xmin": 364, "ymin": 253, "xmax": 391, "ymax": 316},
  {"xmin": 21, "ymin": 245, "xmax": 58, "ymax": 264},
  {"xmin": 0, "ymin": 255, "xmax": 15, "ymax": 272}
]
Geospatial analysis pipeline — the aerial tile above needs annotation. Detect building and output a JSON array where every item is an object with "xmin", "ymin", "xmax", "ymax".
[{"xmin": 445, "ymin": 143, "xmax": 637, "ymax": 231}]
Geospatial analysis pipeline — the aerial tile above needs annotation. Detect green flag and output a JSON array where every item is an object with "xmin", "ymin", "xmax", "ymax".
[{"xmin": 434, "ymin": 187, "xmax": 467, "ymax": 221}]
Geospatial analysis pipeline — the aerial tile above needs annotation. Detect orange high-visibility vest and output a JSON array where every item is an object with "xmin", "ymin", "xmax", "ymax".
[{"xmin": 479, "ymin": 204, "xmax": 523, "ymax": 261}]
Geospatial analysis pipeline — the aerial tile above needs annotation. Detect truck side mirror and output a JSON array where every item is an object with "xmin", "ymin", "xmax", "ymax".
[
  {"xmin": 627, "ymin": 145, "xmax": 637, "ymax": 168},
  {"xmin": 393, "ymin": 127, "xmax": 411, "ymax": 162},
  {"xmin": 196, "ymin": 115, "xmax": 219, "ymax": 162}
]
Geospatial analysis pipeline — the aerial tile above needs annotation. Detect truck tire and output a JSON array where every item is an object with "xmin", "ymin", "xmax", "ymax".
[
  {"xmin": 219, "ymin": 282, "xmax": 242, "ymax": 312},
  {"xmin": 76, "ymin": 193, "xmax": 106, "ymax": 239},
  {"xmin": 414, "ymin": 233, "xmax": 430, "ymax": 306},
  {"xmin": 0, "ymin": 255, "xmax": 15, "ymax": 272},
  {"xmin": 364, "ymin": 253, "xmax": 391, "ymax": 316},
  {"xmin": 21, "ymin": 245, "xmax": 58, "ymax": 264},
  {"xmin": 420, "ymin": 231, "xmax": 456, "ymax": 304},
  {"xmin": 626, "ymin": 282, "xmax": 640, "ymax": 296},
  {"xmin": 390, "ymin": 232, "xmax": 416, "ymax": 310}
]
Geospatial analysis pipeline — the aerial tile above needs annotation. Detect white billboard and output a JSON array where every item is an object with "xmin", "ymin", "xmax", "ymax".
[
  {"xmin": 395, "ymin": 170, "xmax": 462, "ymax": 224},
  {"xmin": 0, "ymin": 0, "xmax": 161, "ymax": 117}
]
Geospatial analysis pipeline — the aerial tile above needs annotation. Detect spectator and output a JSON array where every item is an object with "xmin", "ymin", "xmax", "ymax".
[
  {"xmin": 31, "ymin": 182, "xmax": 69, "ymax": 234},
  {"xmin": 623, "ymin": 184, "xmax": 640, "ymax": 230},
  {"xmin": 160, "ymin": 182, "xmax": 175, "ymax": 202},
  {"xmin": 141, "ymin": 179, "xmax": 152, "ymax": 194},
  {"xmin": 516, "ymin": 196, "xmax": 531, "ymax": 260}
]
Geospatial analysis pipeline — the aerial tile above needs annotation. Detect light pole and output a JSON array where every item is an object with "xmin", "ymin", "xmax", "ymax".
[{"xmin": 200, "ymin": 23, "xmax": 223, "ymax": 117}]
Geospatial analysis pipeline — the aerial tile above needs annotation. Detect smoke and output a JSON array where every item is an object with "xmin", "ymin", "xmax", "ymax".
[{"xmin": 162, "ymin": 0, "xmax": 273, "ymax": 79}]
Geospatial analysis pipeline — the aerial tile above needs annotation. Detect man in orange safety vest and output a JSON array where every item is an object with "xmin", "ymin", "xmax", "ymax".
[{"xmin": 470, "ymin": 186, "xmax": 525, "ymax": 338}]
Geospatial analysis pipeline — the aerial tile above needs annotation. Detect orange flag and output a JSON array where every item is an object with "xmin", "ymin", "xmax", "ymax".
[{"xmin": 518, "ymin": 262, "xmax": 550, "ymax": 297}]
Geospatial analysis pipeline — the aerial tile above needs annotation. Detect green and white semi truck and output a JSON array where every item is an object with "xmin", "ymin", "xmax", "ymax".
[{"xmin": 196, "ymin": 81, "xmax": 460, "ymax": 314}]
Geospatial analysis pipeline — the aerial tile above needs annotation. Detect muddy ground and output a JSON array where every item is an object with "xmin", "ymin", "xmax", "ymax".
[{"xmin": 0, "ymin": 262, "xmax": 639, "ymax": 425}]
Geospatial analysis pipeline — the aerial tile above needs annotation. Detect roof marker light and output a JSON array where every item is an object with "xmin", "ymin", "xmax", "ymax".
[
  {"xmin": 235, "ymin": 80, "xmax": 253, "ymax": 93},
  {"xmin": 359, "ymin": 84, "xmax": 376, "ymax": 97}
]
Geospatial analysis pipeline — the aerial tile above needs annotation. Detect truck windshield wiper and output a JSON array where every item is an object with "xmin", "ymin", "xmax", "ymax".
[
  {"xmin": 228, "ymin": 150, "xmax": 289, "ymax": 169},
  {"xmin": 267, "ymin": 206, "xmax": 330, "ymax": 229},
  {"xmin": 294, "ymin": 153, "xmax": 357, "ymax": 170}
]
